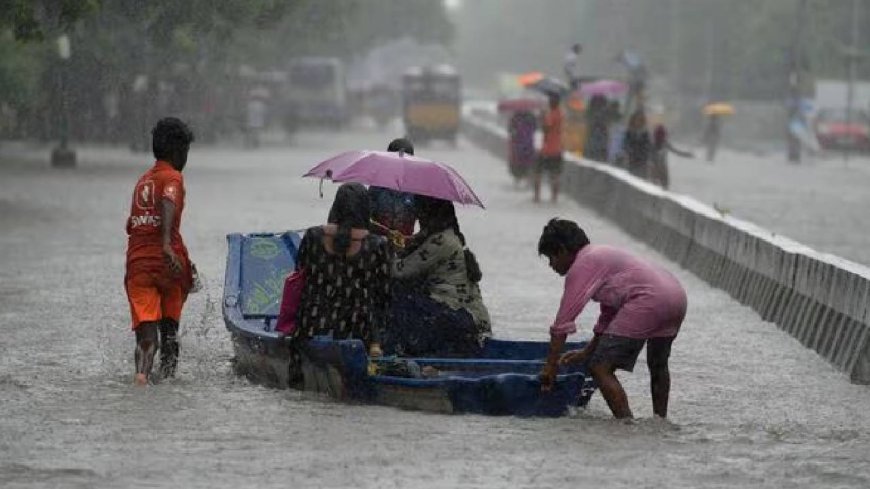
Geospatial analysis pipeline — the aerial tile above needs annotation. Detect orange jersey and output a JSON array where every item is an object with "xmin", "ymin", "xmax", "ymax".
[
  {"xmin": 541, "ymin": 107, "xmax": 563, "ymax": 157},
  {"xmin": 125, "ymin": 161, "xmax": 187, "ymax": 268}
]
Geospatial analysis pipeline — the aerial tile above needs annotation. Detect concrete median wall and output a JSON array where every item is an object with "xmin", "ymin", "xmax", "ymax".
[{"xmin": 462, "ymin": 109, "xmax": 870, "ymax": 384}]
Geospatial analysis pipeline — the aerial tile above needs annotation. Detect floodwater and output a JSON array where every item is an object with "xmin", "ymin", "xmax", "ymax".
[
  {"xmin": 669, "ymin": 147, "xmax": 870, "ymax": 267},
  {"xmin": 1, "ymin": 130, "xmax": 869, "ymax": 488}
]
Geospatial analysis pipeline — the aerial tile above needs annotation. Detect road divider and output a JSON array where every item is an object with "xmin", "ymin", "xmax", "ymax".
[{"xmin": 462, "ymin": 107, "xmax": 870, "ymax": 384}]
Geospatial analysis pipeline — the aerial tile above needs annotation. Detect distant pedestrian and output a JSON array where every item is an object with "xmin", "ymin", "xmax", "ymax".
[
  {"xmin": 507, "ymin": 109, "xmax": 538, "ymax": 185},
  {"xmin": 622, "ymin": 110, "xmax": 652, "ymax": 179},
  {"xmin": 563, "ymin": 43, "xmax": 583, "ymax": 90},
  {"xmin": 536, "ymin": 219, "xmax": 687, "ymax": 419},
  {"xmin": 245, "ymin": 93, "xmax": 268, "ymax": 148},
  {"xmin": 534, "ymin": 95, "xmax": 564, "ymax": 203},
  {"xmin": 650, "ymin": 124, "xmax": 693, "ymax": 189},
  {"xmin": 703, "ymin": 114, "xmax": 722, "ymax": 162},
  {"xmin": 606, "ymin": 100, "xmax": 623, "ymax": 165},
  {"xmin": 125, "ymin": 118, "xmax": 196, "ymax": 385},
  {"xmin": 617, "ymin": 50, "xmax": 648, "ymax": 117},
  {"xmin": 583, "ymin": 94, "xmax": 610, "ymax": 162}
]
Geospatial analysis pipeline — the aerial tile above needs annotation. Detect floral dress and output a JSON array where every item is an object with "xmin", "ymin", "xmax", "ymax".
[
  {"xmin": 385, "ymin": 229, "xmax": 492, "ymax": 357},
  {"xmin": 292, "ymin": 226, "xmax": 391, "ymax": 347}
]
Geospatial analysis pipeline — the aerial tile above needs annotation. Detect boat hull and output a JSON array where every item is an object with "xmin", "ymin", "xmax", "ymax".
[{"xmin": 223, "ymin": 231, "xmax": 597, "ymax": 416}]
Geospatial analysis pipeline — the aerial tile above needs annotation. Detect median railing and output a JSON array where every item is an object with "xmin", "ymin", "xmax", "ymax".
[{"xmin": 462, "ymin": 106, "xmax": 870, "ymax": 384}]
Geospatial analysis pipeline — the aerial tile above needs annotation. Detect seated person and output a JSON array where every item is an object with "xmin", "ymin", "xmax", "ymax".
[
  {"xmin": 383, "ymin": 195, "xmax": 492, "ymax": 357},
  {"xmin": 369, "ymin": 138, "xmax": 417, "ymax": 244},
  {"xmin": 291, "ymin": 182, "xmax": 390, "ymax": 357}
]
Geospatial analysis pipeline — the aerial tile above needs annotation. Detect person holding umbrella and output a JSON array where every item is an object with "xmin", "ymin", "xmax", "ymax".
[
  {"xmin": 701, "ymin": 103, "xmax": 733, "ymax": 162},
  {"xmin": 368, "ymin": 138, "xmax": 417, "ymax": 245},
  {"xmin": 535, "ymin": 94, "xmax": 564, "ymax": 203},
  {"xmin": 302, "ymin": 148, "xmax": 489, "ymax": 357},
  {"xmin": 564, "ymin": 43, "xmax": 583, "ymax": 90},
  {"xmin": 384, "ymin": 195, "xmax": 491, "ymax": 357},
  {"xmin": 583, "ymin": 94, "xmax": 610, "ymax": 162},
  {"xmin": 621, "ymin": 110, "xmax": 652, "ymax": 179}
]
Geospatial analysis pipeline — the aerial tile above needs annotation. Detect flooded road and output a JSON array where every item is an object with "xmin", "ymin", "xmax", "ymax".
[
  {"xmin": 669, "ymin": 148, "xmax": 870, "ymax": 267},
  {"xmin": 1, "ymin": 130, "xmax": 869, "ymax": 488}
]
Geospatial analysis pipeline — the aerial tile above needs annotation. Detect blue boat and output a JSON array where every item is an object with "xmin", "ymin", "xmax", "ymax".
[{"xmin": 223, "ymin": 231, "xmax": 597, "ymax": 416}]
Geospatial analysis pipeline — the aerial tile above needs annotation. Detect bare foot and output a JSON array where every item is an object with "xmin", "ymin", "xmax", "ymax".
[
  {"xmin": 421, "ymin": 366, "xmax": 439, "ymax": 378},
  {"xmin": 133, "ymin": 373, "xmax": 148, "ymax": 386}
]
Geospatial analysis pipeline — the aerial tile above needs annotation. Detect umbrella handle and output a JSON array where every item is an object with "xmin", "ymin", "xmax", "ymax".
[{"xmin": 319, "ymin": 170, "xmax": 333, "ymax": 198}]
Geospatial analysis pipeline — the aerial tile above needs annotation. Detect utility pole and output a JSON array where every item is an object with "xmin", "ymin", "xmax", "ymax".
[
  {"xmin": 787, "ymin": 0, "xmax": 807, "ymax": 163},
  {"xmin": 669, "ymin": 0, "xmax": 682, "ymax": 129},
  {"xmin": 50, "ymin": 34, "xmax": 76, "ymax": 168},
  {"xmin": 845, "ymin": 0, "xmax": 860, "ymax": 163}
]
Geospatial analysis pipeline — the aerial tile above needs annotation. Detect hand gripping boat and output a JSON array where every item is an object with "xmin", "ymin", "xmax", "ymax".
[{"xmin": 223, "ymin": 231, "xmax": 597, "ymax": 416}]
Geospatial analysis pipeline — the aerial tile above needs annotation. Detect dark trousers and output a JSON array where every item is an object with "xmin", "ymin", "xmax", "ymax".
[{"xmin": 383, "ymin": 292, "xmax": 482, "ymax": 358}]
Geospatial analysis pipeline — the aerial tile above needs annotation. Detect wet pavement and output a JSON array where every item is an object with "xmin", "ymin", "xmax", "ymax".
[{"xmin": 1, "ymin": 131, "xmax": 869, "ymax": 488}]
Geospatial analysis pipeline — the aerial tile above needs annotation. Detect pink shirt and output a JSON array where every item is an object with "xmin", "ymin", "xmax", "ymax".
[{"xmin": 550, "ymin": 245, "xmax": 687, "ymax": 339}]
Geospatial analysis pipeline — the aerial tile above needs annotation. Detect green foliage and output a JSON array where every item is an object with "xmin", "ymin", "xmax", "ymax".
[
  {"xmin": 230, "ymin": 0, "xmax": 454, "ymax": 66},
  {"xmin": 0, "ymin": 0, "xmax": 456, "ymax": 138},
  {"xmin": 593, "ymin": 0, "xmax": 870, "ymax": 100},
  {"xmin": 0, "ymin": 0, "xmax": 99, "ymax": 40},
  {"xmin": 0, "ymin": 31, "xmax": 46, "ymax": 107}
]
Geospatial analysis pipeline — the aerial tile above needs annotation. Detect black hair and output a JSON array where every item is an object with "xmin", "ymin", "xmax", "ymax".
[
  {"xmin": 548, "ymin": 94, "xmax": 561, "ymax": 108},
  {"xmin": 414, "ymin": 195, "xmax": 482, "ymax": 283},
  {"xmin": 537, "ymin": 218, "xmax": 590, "ymax": 257},
  {"xmin": 327, "ymin": 183, "xmax": 371, "ymax": 254},
  {"xmin": 152, "ymin": 117, "xmax": 194, "ymax": 162},
  {"xmin": 387, "ymin": 137, "xmax": 414, "ymax": 155}
]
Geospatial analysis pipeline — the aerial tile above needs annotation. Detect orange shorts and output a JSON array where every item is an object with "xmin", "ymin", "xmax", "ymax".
[{"xmin": 125, "ymin": 270, "xmax": 187, "ymax": 330}]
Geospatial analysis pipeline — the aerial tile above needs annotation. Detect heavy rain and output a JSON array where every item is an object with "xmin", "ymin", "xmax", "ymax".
[{"xmin": 2, "ymin": 1, "xmax": 870, "ymax": 488}]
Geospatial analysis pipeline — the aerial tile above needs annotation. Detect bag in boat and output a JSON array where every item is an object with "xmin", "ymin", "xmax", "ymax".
[{"xmin": 276, "ymin": 269, "xmax": 305, "ymax": 335}]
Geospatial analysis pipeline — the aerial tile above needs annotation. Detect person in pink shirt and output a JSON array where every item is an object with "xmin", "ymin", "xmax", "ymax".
[{"xmin": 537, "ymin": 219, "xmax": 687, "ymax": 418}]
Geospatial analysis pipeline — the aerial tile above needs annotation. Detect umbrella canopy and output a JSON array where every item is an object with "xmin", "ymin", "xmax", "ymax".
[
  {"xmin": 703, "ymin": 103, "xmax": 735, "ymax": 116},
  {"xmin": 497, "ymin": 96, "xmax": 545, "ymax": 114},
  {"xmin": 304, "ymin": 150, "xmax": 485, "ymax": 208},
  {"xmin": 517, "ymin": 71, "xmax": 544, "ymax": 87},
  {"xmin": 519, "ymin": 72, "xmax": 568, "ymax": 97},
  {"xmin": 579, "ymin": 79, "xmax": 628, "ymax": 97}
]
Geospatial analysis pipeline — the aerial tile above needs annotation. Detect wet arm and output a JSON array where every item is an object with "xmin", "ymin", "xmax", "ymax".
[
  {"xmin": 160, "ymin": 198, "xmax": 181, "ymax": 275},
  {"xmin": 666, "ymin": 142, "xmax": 693, "ymax": 158},
  {"xmin": 160, "ymin": 198, "xmax": 175, "ymax": 252},
  {"xmin": 545, "ymin": 333, "xmax": 567, "ymax": 372}
]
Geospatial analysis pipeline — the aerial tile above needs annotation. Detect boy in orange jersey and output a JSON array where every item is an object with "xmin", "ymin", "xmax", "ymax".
[{"xmin": 125, "ymin": 117, "xmax": 195, "ymax": 385}]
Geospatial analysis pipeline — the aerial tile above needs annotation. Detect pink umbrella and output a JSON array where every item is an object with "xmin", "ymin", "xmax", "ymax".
[
  {"xmin": 579, "ymin": 79, "xmax": 628, "ymax": 97},
  {"xmin": 497, "ymin": 97, "xmax": 545, "ymax": 114},
  {"xmin": 303, "ymin": 150, "xmax": 485, "ymax": 208}
]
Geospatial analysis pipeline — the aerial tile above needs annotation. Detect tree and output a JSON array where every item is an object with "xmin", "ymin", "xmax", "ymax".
[{"xmin": 0, "ymin": 0, "xmax": 98, "ymax": 40}]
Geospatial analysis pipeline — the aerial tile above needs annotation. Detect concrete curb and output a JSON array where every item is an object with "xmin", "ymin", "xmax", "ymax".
[{"xmin": 462, "ymin": 110, "xmax": 870, "ymax": 384}]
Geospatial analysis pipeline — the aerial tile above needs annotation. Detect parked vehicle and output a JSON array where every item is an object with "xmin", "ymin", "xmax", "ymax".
[
  {"xmin": 402, "ymin": 65, "xmax": 461, "ymax": 145},
  {"xmin": 814, "ymin": 108, "xmax": 870, "ymax": 151},
  {"xmin": 287, "ymin": 57, "xmax": 348, "ymax": 127}
]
